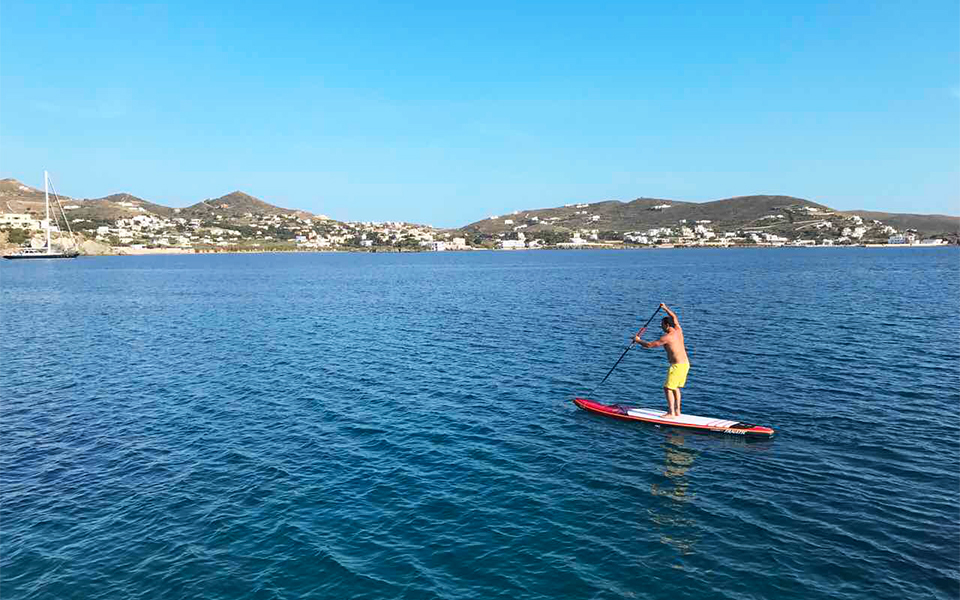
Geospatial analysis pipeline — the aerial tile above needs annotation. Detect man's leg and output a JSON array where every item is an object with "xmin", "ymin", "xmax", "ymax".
[
  {"xmin": 663, "ymin": 387, "xmax": 672, "ymax": 416},
  {"xmin": 675, "ymin": 388, "xmax": 682, "ymax": 416}
]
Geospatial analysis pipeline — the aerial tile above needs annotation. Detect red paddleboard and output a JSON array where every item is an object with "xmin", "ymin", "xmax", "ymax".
[{"xmin": 574, "ymin": 397, "xmax": 775, "ymax": 439}]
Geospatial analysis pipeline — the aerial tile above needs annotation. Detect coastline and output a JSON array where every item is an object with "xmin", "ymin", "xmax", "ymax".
[{"xmin": 21, "ymin": 242, "xmax": 955, "ymax": 257}]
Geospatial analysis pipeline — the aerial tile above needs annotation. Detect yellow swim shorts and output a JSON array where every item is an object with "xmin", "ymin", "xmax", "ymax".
[{"xmin": 664, "ymin": 363, "xmax": 690, "ymax": 389}]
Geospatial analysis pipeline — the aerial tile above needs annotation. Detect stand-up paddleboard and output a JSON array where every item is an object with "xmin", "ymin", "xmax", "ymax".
[{"xmin": 574, "ymin": 397, "xmax": 775, "ymax": 439}]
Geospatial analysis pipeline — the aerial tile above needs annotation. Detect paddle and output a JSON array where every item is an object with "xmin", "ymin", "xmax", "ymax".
[{"xmin": 586, "ymin": 306, "xmax": 661, "ymax": 398}]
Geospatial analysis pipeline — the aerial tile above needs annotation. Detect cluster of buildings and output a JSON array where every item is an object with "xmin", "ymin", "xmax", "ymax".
[
  {"xmin": 90, "ymin": 210, "xmax": 470, "ymax": 251},
  {"xmin": 293, "ymin": 220, "xmax": 468, "ymax": 251},
  {"xmin": 481, "ymin": 207, "xmax": 949, "ymax": 249},
  {"xmin": 0, "ymin": 202, "xmax": 952, "ymax": 251},
  {"xmin": 0, "ymin": 206, "xmax": 468, "ymax": 251}
]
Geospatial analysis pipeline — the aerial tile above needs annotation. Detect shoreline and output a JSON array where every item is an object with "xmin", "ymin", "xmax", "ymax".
[{"xmin": 18, "ymin": 242, "xmax": 954, "ymax": 257}]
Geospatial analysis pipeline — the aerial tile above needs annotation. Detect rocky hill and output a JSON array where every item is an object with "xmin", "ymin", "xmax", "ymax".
[
  {"xmin": 847, "ymin": 210, "xmax": 959, "ymax": 238},
  {"xmin": 180, "ymin": 191, "xmax": 309, "ymax": 219},
  {"xmin": 0, "ymin": 178, "xmax": 68, "ymax": 213},
  {"xmin": 0, "ymin": 180, "xmax": 313, "ymax": 223},
  {"xmin": 461, "ymin": 195, "xmax": 958, "ymax": 240},
  {"xmin": 2, "ymin": 176, "xmax": 957, "ymax": 244}
]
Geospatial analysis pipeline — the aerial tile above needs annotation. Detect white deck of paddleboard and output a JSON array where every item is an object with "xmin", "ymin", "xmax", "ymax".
[{"xmin": 624, "ymin": 407, "xmax": 739, "ymax": 428}]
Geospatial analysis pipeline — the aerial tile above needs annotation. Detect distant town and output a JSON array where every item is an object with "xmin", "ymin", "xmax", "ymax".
[
  {"xmin": 0, "ymin": 178, "xmax": 954, "ymax": 254},
  {"xmin": 479, "ymin": 203, "xmax": 949, "ymax": 249},
  {"xmin": 0, "ymin": 203, "xmax": 948, "ymax": 254}
]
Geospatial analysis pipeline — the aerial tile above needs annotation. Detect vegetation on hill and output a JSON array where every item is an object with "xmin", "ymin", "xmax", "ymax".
[
  {"xmin": 846, "ymin": 210, "xmax": 959, "ymax": 239},
  {"xmin": 461, "ymin": 195, "xmax": 958, "ymax": 245},
  {"xmin": 1, "ymin": 177, "xmax": 956, "ymax": 250},
  {"xmin": 179, "ymin": 192, "xmax": 304, "ymax": 218}
]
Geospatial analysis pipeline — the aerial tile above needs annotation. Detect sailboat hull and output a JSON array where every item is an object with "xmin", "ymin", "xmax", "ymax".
[{"xmin": 3, "ymin": 251, "xmax": 79, "ymax": 260}]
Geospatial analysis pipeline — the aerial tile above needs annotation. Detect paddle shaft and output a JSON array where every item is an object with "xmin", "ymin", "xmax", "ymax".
[{"xmin": 588, "ymin": 306, "xmax": 661, "ymax": 397}]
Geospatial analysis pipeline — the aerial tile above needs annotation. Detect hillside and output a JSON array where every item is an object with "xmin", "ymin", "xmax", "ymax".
[
  {"xmin": 0, "ymin": 178, "xmax": 73, "ymax": 214},
  {"xmin": 462, "ymin": 195, "xmax": 837, "ymax": 236},
  {"xmin": 61, "ymin": 193, "xmax": 182, "ymax": 225},
  {"xmin": 180, "ymin": 191, "xmax": 308, "ymax": 219},
  {"xmin": 2, "ymin": 175, "xmax": 956, "ymax": 247},
  {"xmin": 846, "ymin": 210, "xmax": 959, "ymax": 237}
]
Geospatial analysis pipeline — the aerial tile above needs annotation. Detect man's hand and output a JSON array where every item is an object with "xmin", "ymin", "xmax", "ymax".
[
  {"xmin": 659, "ymin": 302, "xmax": 667, "ymax": 310},
  {"xmin": 634, "ymin": 327, "xmax": 646, "ymax": 344},
  {"xmin": 634, "ymin": 327, "xmax": 650, "ymax": 345}
]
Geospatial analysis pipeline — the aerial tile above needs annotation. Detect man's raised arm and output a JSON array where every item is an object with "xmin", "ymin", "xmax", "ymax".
[{"xmin": 661, "ymin": 303, "xmax": 680, "ymax": 329}]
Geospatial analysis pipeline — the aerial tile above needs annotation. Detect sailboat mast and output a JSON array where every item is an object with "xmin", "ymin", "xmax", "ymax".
[{"xmin": 44, "ymin": 170, "xmax": 51, "ymax": 253}]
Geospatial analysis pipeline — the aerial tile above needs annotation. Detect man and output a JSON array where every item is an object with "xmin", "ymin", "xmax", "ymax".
[{"xmin": 635, "ymin": 303, "xmax": 689, "ymax": 417}]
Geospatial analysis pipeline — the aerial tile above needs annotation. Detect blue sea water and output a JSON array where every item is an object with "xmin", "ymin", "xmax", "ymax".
[{"xmin": 1, "ymin": 248, "xmax": 958, "ymax": 600}]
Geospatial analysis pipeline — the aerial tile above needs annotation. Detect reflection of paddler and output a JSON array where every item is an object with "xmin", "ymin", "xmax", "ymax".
[
  {"xmin": 649, "ymin": 433, "xmax": 700, "ymax": 556},
  {"xmin": 664, "ymin": 439, "xmax": 695, "ymax": 481},
  {"xmin": 651, "ymin": 433, "xmax": 696, "ymax": 502}
]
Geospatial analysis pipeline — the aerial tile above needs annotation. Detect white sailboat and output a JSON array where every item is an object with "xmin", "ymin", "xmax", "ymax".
[{"xmin": 3, "ymin": 171, "xmax": 80, "ymax": 260}]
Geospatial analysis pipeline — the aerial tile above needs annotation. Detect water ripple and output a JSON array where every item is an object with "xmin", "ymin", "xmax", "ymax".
[{"xmin": 2, "ymin": 249, "xmax": 958, "ymax": 599}]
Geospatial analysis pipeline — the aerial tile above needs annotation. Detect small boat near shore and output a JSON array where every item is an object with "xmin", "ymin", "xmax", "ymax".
[
  {"xmin": 3, "ymin": 247, "xmax": 79, "ymax": 260},
  {"xmin": 3, "ymin": 171, "xmax": 80, "ymax": 260}
]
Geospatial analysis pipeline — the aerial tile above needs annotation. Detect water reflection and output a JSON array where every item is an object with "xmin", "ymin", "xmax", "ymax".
[{"xmin": 648, "ymin": 431, "xmax": 700, "ymax": 555}]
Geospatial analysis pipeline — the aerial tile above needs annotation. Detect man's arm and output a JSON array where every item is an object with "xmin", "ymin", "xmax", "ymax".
[
  {"xmin": 635, "ymin": 333, "xmax": 669, "ymax": 348},
  {"xmin": 660, "ymin": 303, "xmax": 681, "ymax": 330}
]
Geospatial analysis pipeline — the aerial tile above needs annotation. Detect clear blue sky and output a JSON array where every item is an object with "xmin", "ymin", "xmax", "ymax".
[{"xmin": 2, "ymin": 1, "xmax": 957, "ymax": 226}]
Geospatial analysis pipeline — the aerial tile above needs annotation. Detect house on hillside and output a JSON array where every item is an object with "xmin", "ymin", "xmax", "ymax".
[
  {"xmin": 888, "ymin": 234, "xmax": 917, "ymax": 244},
  {"xmin": 0, "ymin": 213, "xmax": 40, "ymax": 230}
]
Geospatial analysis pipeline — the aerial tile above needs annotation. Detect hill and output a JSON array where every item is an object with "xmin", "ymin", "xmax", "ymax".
[
  {"xmin": 2, "ymin": 175, "xmax": 956, "ymax": 246},
  {"xmin": 0, "ymin": 178, "xmax": 73, "ymax": 214},
  {"xmin": 461, "ymin": 195, "xmax": 837, "ymax": 236},
  {"xmin": 62, "ymin": 193, "xmax": 182, "ymax": 225},
  {"xmin": 180, "ymin": 191, "xmax": 309, "ymax": 219},
  {"xmin": 846, "ymin": 210, "xmax": 959, "ymax": 237}
]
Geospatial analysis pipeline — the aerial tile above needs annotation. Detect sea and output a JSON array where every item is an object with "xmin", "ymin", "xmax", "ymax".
[{"xmin": 2, "ymin": 248, "xmax": 958, "ymax": 600}]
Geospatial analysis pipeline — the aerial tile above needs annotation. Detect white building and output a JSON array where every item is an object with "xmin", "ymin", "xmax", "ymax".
[
  {"xmin": 762, "ymin": 233, "xmax": 788, "ymax": 243},
  {"xmin": 0, "ymin": 213, "xmax": 40, "ymax": 229},
  {"xmin": 888, "ymin": 234, "xmax": 917, "ymax": 244}
]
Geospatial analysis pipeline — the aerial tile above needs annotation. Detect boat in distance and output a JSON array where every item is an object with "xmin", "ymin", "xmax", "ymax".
[
  {"xmin": 2, "ymin": 171, "xmax": 80, "ymax": 261},
  {"xmin": 3, "ymin": 247, "xmax": 79, "ymax": 260}
]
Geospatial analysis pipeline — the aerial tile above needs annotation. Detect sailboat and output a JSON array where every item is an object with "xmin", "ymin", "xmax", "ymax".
[{"xmin": 3, "ymin": 171, "xmax": 80, "ymax": 260}]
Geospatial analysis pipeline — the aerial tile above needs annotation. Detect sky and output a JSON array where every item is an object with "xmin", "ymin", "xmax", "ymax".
[{"xmin": 2, "ymin": 1, "xmax": 958, "ymax": 227}]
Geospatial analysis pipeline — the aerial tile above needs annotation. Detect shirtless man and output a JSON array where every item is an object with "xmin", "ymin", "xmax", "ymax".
[{"xmin": 635, "ymin": 303, "xmax": 689, "ymax": 417}]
